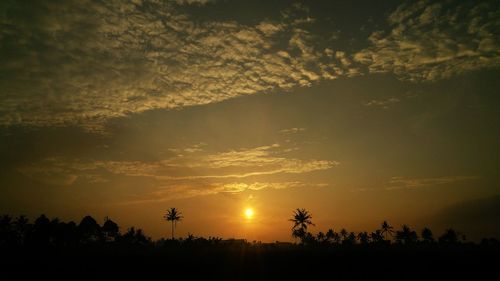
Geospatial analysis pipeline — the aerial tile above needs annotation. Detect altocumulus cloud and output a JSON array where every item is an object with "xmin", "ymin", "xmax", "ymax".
[
  {"xmin": 0, "ymin": 0, "xmax": 350, "ymax": 131},
  {"xmin": 355, "ymin": 0, "xmax": 500, "ymax": 81},
  {"xmin": 2, "ymin": 0, "xmax": 498, "ymax": 131}
]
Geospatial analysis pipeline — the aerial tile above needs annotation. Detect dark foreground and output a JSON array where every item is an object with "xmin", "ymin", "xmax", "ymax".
[{"xmin": 1, "ymin": 244, "xmax": 499, "ymax": 280}]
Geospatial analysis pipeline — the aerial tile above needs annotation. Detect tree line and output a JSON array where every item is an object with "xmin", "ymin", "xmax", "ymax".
[
  {"xmin": 288, "ymin": 208, "xmax": 490, "ymax": 246},
  {"xmin": 1, "ymin": 208, "xmax": 498, "ymax": 248},
  {"xmin": 0, "ymin": 214, "xmax": 150, "ymax": 247}
]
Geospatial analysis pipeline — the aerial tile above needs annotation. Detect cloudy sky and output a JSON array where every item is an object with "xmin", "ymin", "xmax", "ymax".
[{"xmin": 1, "ymin": 0, "xmax": 499, "ymax": 241}]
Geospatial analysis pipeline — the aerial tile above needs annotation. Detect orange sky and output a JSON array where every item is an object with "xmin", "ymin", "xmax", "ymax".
[{"xmin": 0, "ymin": 0, "xmax": 499, "ymax": 241}]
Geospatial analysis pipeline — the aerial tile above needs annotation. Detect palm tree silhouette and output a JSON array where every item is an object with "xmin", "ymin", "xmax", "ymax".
[
  {"xmin": 14, "ymin": 215, "xmax": 29, "ymax": 245},
  {"xmin": 421, "ymin": 227, "xmax": 434, "ymax": 243},
  {"xmin": 340, "ymin": 228, "xmax": 348, "ymax": 241},
  {"xmin": 164, "ymin": 208, "xmax": 183, "ymax": 240},
  {"xmin": 317, "ymin": 231, "xmax": 326, "ymax": 243},
  {"xmin": 370, "ymin": 230, "xmax": 384, "ymax": 244},
  {"xmin": 357, "ymin": 231, "xmax": 370, "ymax": 245},
  {"xmin": 380, "ymin": 220, "xmax": 394, "ymax": 241},
  {"xmin": 289, "ymin": 208, "xmax": 315, "ymax": 242},
  {"xmin": 394, "ymin": 224, "xmax": 418, "ymax": 244},
  {"xmin": 438, "ymin": 228, "xmax": 461, "ymax": 244},
  {"xmin": 326, "ymin": 228, "xmax": 341, "ymax": 244},
  {"xmin": 332, "ymin": 232, "xmax": 341, "ymax": 244},
  {"xmin": 345, "ymin": 232, "xmax": 357, "ymax": 245},
  {"xmin": 325, "ymin": 229, "xmax": 335, "ymax": 244}
]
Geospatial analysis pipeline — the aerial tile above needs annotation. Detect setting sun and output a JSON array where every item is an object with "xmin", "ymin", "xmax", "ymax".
[{"xmin": 244, "ymin": 208, "xmax": 254, "ymax": 219}]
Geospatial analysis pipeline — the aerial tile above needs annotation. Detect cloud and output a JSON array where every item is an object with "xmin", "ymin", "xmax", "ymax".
[
  {"xmin": 354, "ymin": 0, "xmax": 500, "ymax": 81},
  {"xmin": 431, "ymin": 195, "xmax": 500, "ymax": 240},
  {"xmin": 216, "ymin": 181, "xmax": 326, "ymax": 193},
  {"xmin": 279, "ymin": 127, "xmax": 306, "ymax": 134},
  {"xmin": 168, "ymin": 143, "xmax": 206, "ymax": 154},
  {"xmin": 4, "ymin": 0, "xmax": 496, "ymax": 132},
  {"xmin": 118, "ymin": 181, "xmax": 330, "ymax": 204},
  {"xmin": 352, "ymin": 175, "xmax": 480, "ymax": 192},
  {"xmin": 256, "ymin": 21, "xmax": 284, "ymax": 36},
  {"xmin": 0, "ymin": 0, "xmax": 348, "ymax": 131},
  {"xmin": 18, "ymin": 143, "xmax": 338, "ymax": 185},
  {"xmin": 175, "ymin": 0, "xmax": 214, "ymax": 6},
  {"xmin": 385, "ymin": 176, "xmax": 479, "ymax": 190},
  {"xmin": 364, "ymin": 97, "xmax": 400, "ymax": 109}
]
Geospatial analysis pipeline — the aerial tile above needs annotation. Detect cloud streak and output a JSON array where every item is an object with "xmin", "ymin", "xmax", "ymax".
[
  {"xmin": 385, "ymin": 176, "xmax": 480, "ymax": 190},
  {"xmin": 364, "ymin": 97, "xmax": 400, "ymax": 109},
  {"xmin": 279, "ymin": 127, "xmax": 306, "ymax": 134},
  {"xmin": 118, "ymin": 181, "xmax": 329, "ymax": 204},
  {"xmin": 18, "ymin": 143, "xmax": 338, "ymax": 185}
]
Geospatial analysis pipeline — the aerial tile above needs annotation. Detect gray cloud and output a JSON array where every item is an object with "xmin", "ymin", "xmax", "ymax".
[
  {"xmin": 432, "ymin": 195, "xmax": 500, "ymax": 240},
  {"xmin": 354, "ymin": 0, "xmax": 500, "ymax": 81}
]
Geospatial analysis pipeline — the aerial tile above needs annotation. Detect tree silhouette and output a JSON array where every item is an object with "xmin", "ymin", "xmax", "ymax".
[
  {"xmin": 303, "ymin": 232, "xmax": 316, "ymax": 245},
  {"xmin": 421, "ymin": 227, "xmax": 434, "ymax": 243},
  {"xmin": 370, "ymin": 230, "xmax": 384, "ymax": 244},
  {"xmin": 344, "ymin": 232, "xmax": 357, "ymax": 245},
  {"xmin": 380, "ymin": 221, "xmax": 394, "ymax": 241},
  {"xmin": 50, "ymin": 218, "xmax": 65, "ymax": 246},
  {"xmin": 118, "ymin": 227, "xmax": 150, "ymax": 245},
  {"xmin": 325, "ymin": 229, "xmax": 336, "ymax": 244},
  {"xmin": 357, "ymin": 231, "xmax": 370, "ymax": 245},
  {"xmin": 0, "ymin": 215, "xmax": 15, "ymax": 246},
  {"xmin": 325, "ymin": 228, "xmax": 341, "ymax": 244},
  {"xmin": 292, "ymin": 228, "xmax": 306, "ymax": 241},
  {"xmin": 340, "ymin": 228, "xmax": 348, "ymax": 242},
  {"xmin": 317, "ymin": 231, "xmax": 326, "ymax": 243},
  {"xmin": 78, "ymin": 215, "xmax": 102, "ymax": 243},
  {"xmin": 0, "ymin": 212, "xmax": 488, "ymax": 255},
  {"xmin": 102, "ymin": 217, "xmax": 119, "ymax": 242},
  {"xmin": 289, "ymin": 208, "xmax": 314, "ymax": 243},
  {"xmin": 0, "ymin": 211, "xmax": 497, "ymax": 280},
  {"xmin": 395, "ymin": 225, "xmax": 418, "ymax": 245},
  {"xmin": 164, "ymin": 208, "xmax": 183, "ymax": 240},
  {"xmin": 439, "ymin": 228, "xmax": 461, "ymax": 244},
  {"xmin": 14, "ymin": 215, "xmax": 29, "ymax": 245},
  {"xmin": 32, "ymin": 214, "xmax": 51, "ymax": 246}
]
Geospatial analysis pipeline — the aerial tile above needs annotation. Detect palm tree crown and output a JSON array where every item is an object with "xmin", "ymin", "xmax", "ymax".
[
  {"xmin": 164, "ymin": 208, "xmax": 183, "ymax": 239},
  {"xmin": 421, "ymin": 227, "xmax": 434, "ymax": 242},
  {"xmin": 380, "ymin": 220, "xmax": 394, "ymax": 240},
  {"xmin": 289, "ymin": 208, "xmax": 315, "ymax": 232}
]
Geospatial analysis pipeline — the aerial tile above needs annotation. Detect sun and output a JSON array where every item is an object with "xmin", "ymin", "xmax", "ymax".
[{"xmin": 244, "ymin": 208, "xmax": 254, "ymax": 219}]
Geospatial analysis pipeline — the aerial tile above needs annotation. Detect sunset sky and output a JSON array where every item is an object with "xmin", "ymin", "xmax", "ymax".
[{"xmin": 1, "ymin": 0, "xmax": 499, "ymax": 242}]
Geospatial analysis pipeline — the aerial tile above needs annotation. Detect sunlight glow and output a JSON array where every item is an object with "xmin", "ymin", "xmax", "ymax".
[{"xmin": 244, "ymin": 208, "xmax": 254, "ymax": 219}]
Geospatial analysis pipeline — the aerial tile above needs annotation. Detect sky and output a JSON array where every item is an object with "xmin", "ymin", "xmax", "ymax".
[{"xmin": 0, "ymin": 0, "xmax": 499, "ymax": 242}]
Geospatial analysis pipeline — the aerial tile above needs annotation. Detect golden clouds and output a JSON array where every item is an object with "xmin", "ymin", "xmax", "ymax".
[{"xmin": 18, "ymin": 142, "xmax": 337, "ymax": 201}]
